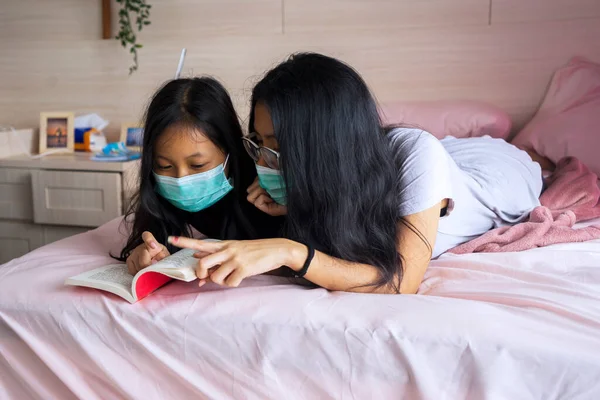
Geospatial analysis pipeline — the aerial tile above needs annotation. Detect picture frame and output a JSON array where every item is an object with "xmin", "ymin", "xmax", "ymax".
[
  {"xmin": 39, "ymin": 112, "xmax": 75, "ymax": 154},
  {"xmin": 120, "ymin": 122, "xmax": 144, "ymax": 151}
]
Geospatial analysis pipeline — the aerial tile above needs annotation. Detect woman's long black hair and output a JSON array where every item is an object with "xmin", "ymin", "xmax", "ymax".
[
  {"xmin": 117, "ymin": 77, "xmax": 257, "ymax": 260},
  {"xmin": 249, "ymin": 53, "xmax": 403, "ymax": 290}
]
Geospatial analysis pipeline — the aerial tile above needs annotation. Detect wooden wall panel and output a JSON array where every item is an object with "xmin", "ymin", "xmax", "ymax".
[
  {"xmin": 126, "ymin": 0, "xmax": 283, "ymax": 38},
  {"xmin": 0, "ymin": 0, "xmax": 101, "ymax": 40},
  {"xmin": 0, "ymin": 0, "xmax": 599, "ymax": 142},
  {"xmin": 285, "ymin": 0, "xmax": 490, "ymax": 32},
  {"xmin": 493, "ymin": 0, "xmax": 600, "ymax": 23}
]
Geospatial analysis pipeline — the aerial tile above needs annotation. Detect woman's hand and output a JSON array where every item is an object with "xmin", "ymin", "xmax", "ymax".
[
  {"xmin": 126, "ymin": 231, "xmax": 170, "ymax": 275},
  {"xmin": 247, "ymin": 178, "xmax": 287, "ymax": 216},
  {"xmin": 168, "ymin": 236, "xmax": 307, "ymax": 287}
]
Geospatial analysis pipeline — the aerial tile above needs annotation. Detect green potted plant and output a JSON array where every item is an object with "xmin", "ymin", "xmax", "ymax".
[{"xmin": 115, "ymin": 0, "xmax": 152, "ymax": 74}]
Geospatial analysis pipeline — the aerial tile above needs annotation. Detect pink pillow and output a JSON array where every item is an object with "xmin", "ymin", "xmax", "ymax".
[
  {"xmin": 512, "ymin": 57, "xmax": 600, "ymax": 176},
  {"xmin": 379, "ymin": 100, "xmax": 512, "ymax": 140}
]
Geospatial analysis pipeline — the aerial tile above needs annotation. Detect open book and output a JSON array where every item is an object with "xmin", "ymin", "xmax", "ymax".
[{"xmin": 65, "ymin": 248, "xmax": 200, "ymax": 303}]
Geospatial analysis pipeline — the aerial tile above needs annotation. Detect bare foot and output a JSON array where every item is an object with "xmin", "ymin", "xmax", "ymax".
[{"xmin": 522, "ymin": 148, "xmax": 555, "ymax": 171}]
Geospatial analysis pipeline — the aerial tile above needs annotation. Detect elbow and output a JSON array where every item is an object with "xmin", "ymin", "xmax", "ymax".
[
  {"xmin": 399, "ymin": 277, "xmax": 421, "ymax": 295},
  {"xmin": 366, "ymin": 281, "xmax": 404, "ymax": 295},
  {"xmin": 399, "ymin": 285, "xmax": 419, "ymax": 295},
  {"xmin": 344, "ymin": 284, "xmax": 414, "ymax": 295}
]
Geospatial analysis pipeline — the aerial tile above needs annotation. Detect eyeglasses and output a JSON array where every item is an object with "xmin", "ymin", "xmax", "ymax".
[{"xmin": 242, "ymin": 133, "xmax": 280, "ymax": 170}]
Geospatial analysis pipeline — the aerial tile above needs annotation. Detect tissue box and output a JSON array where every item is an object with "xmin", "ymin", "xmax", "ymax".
[
  {"xmin": 74, "ymin": 128, "xmax": 107, "ymax": 152},
  {"xmin": 74, "ymin": 127, "xmax": 92, "ymax": 151}
]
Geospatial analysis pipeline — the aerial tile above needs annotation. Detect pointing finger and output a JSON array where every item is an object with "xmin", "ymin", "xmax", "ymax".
[{"xmin": 168, "ymin": 236, "xmax": 225, "ymax": 252}]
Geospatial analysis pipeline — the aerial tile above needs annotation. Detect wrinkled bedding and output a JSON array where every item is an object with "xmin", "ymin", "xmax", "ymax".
[{"xmin": 1, "ymin": 217, "xmax": 600, "ymax": 399}]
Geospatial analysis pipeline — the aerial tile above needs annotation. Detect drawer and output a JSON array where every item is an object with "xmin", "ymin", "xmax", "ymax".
[
  {"xmin": 42, "ymin": 225, "xmax": 89, "ymax": 245},
  {"xmin": 0, "ymin": 221, "xmax": 43, "ymax": 264},
  {"xmin": 0, "ymin": 168, "xmax": 33, "ymax": 221},
  {"xmin": 31, "ymin": 170, "xmax": 122, "ymax": 227}
]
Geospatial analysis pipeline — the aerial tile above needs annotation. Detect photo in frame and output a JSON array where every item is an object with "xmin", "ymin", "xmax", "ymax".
[
  {"xmin": 120, "ymin": 122, "xmax": 144, "ymax": 151},
  {"xmin": 39, "ymin": 112, "xmax": 75, "ymax": 154}
]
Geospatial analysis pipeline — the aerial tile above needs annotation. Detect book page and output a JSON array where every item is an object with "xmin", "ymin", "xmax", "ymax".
[
  {"xmin": 88, "ymin": 265, "xmax": 134, "ymax": 288},
  {"xmin": 147, "ymin": 248, "xmax": 198, "ymax": 282},
  {"xmin": 65, "ymin": 264, "xmax": 135, "ymax": 303},
  {"xmin": 155, "ymin": 248, "xmax": 197, "ymax": 269}
]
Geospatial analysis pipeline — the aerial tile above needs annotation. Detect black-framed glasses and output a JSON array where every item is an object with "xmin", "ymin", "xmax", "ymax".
[{"xmin": 242, "ymin": 133, "xmax": 280, "ymax": 170}]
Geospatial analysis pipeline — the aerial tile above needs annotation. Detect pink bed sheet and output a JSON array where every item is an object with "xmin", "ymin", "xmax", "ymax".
[{"xmin": 1, "ymin": 217, "xmax": 600, "ymax": 399}]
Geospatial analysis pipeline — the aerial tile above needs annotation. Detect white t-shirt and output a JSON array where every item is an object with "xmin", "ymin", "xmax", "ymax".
[{"xmin": 387, "ymin": 128, "xmax": 543, "ymax": 258}]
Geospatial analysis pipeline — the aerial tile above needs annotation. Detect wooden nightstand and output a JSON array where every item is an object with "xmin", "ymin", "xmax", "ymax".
[{"xmin": 0, "ymin": 153, "xmax": 139, "ymax": 264}]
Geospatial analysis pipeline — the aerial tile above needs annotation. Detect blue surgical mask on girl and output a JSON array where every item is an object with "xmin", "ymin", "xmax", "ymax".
[
  {"xmin": 154, "ymin": 156, "xmax": 233, "ymax": 212},
  {"xmin": 256, "ymin": 165, "xmax": 287, "ymax": 205}
]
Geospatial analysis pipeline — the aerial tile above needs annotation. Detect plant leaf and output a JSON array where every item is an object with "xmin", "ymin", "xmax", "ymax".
[{"xmin": 116, "ymin": 0, "xmax": 150, "ymax": 75}]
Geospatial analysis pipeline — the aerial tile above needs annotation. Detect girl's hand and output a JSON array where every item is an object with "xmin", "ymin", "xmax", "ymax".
[
  {"xmin": 126, "ymin": 231, "xmax": 170, "ymax": 275},
  {"xmin": 168, "ymin": 236, "xmax": 306, "ymax": 287},
  {"xmin": 247, "ymin": 178, "xmax": 287, "ymax": 216}
]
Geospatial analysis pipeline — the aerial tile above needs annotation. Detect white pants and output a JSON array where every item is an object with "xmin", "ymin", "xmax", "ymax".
[{"xmin": 433, "ymin": 136, "xmax": 544, "ymax": 257}]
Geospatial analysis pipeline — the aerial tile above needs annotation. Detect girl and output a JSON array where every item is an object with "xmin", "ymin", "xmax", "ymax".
[
  {"xmin": 118, "ymin": 77, "xmax": 283, "ymax": 275},
  {"xmin": 170, "ymin": 54, "xmax": 546, "ymax": 294}
]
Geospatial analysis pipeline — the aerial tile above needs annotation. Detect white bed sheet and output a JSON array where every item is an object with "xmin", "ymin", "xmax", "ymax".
[{"xmin": 1, "ymin": 217, "xmax": 600, "ymax": 399}]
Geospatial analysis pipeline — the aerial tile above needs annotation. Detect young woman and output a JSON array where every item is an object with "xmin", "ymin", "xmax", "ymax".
[
  {"xmin": 118, "ymin": 77, "xmax": 283, "ymax": 275},
  {"xmin": 169, "ymin": 53, "xmax": 546, "ymax": 294}
]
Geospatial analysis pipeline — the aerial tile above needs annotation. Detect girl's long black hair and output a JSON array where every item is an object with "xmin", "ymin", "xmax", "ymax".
[
  {"xmin": 117, "ymin": 77, "xmax": 257, "ymax": 260},
  {"xmin": 249, "ymin": 53, "xmax": 403, "ymax": 290}
]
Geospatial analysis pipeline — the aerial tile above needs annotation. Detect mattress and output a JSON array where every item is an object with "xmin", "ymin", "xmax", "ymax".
[{"xmin": 1, "ymin": 217, "xmax": 600, "ymax": 399}]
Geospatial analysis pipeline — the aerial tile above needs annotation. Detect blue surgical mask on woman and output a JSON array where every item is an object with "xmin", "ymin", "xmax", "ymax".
[
  {"xmin": 154, "ymin": 156, "xmax": 233, "ymax": 212},
  {"xmin": 256, "ymin": 164, "xmax": 287, "ymax": 205}
]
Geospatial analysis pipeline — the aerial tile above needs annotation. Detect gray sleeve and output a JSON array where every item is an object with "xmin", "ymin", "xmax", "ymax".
[{"xmin": 388, "ymin": 128, "xmax": 453, "ymax": 216}]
